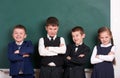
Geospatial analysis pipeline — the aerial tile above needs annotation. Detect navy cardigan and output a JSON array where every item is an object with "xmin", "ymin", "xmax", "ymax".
[{"xmin": 8, "ymin": 40, "xmax": 34, "ymax": 76}]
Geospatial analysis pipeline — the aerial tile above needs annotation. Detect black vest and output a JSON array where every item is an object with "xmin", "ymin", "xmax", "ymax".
[{"xmin": 41, "ymin": 37, "xmax": 64, "ymax": 66}]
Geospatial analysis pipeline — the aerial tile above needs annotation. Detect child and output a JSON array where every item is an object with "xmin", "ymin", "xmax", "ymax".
[
  {"xmin": 91, "ymin": 27, "xmax": 115, "ymax": 78},
  {"xmin": 8, "ymin": 25, "xmax": 34, "ymax": 78},
  {"xmin": 64, "ymin": 26, "xmax": 90, "ymax": 78},
  {"xmin": 38, "ymin": 17, "xmax": 66, "ymax": 78}
]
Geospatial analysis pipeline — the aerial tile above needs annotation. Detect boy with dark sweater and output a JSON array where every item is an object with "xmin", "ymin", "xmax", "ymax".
[{"xmin": 64, "ymin": 26, "xmax": 90, "ymax": 78}]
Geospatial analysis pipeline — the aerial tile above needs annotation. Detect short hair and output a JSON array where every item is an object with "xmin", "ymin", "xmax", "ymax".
[
  {"xmin": 46, "ymin": 17, "xmax": 59, "ymax": 26},
  {"xmin": 71, "ymin": 26, "xmax": 84, "ymax": 34},
  {"xmin": 13, "ymin": 24, "xmax": 26, "ymax": 33}
]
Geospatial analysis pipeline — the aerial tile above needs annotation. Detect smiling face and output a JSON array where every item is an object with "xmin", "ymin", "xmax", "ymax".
[
  {"xmin": 45, "ymin": 25, "xmax": 59, "ymax": 37},
  {"xmin": 72, "ymin": 31, "xmax": 85, "ymax": 45},
  {"xmin": 12, "ymin": 28, "xmax": 26, "ymax": 43},
  {"xmin": 99, "ymin": 31, "xmax": 112, "ymax": 45}
]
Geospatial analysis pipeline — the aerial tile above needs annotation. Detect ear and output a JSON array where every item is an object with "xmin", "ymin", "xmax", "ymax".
[
  {"xmin": 57, "ymin": 27, "xmax": 59, "ymax": 30},
  {"xmin": 24, "ymin": 34, "xmax": 27, "ymax": 38},
  {"xmin": 82, "ymin": 34, "xmax": 85, "ymax": 38},
  {"xmin": 45, "ymin": 26, "xmax": 48, "ymax": 31}
]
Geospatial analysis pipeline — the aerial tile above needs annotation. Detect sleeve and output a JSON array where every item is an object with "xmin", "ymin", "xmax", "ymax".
[
  {"xmin": 91, "ymin": 46, "xmax": 104, "ymax": 64},
  {"xmin": 98, "ymin": 46, "xmax": 115, "ymax": 62},
  {"xmin": 48, "ymin": 37, "xmax": 66, "ymax": 54},
  {"xmin": 69, "ymin": 46, "xmax": 90, "ymax": 65},
  {"xmin": 64, "ymin": 45, "xmax": 71, "ymax": 66},
  {"xmin": 38, "ymin": 38, "xmax": 58, "ymax": 56},
  {"xmin": 8, "ymin": 43, "xmax": 23, "ymax": 62},
  {"xmin": 19, "ymin": 41, "xmax": 34, "ymax": 55}
]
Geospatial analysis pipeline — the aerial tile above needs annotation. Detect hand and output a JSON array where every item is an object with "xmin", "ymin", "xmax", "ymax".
[
  {"xmin": 108, "ymin": 51, "xmax": 114, "ymax": 55},
  {"xmin": 48, "ymin": 62, "xmax": 56, "ymax": 66},
  {"xmin": 14, "ymin": 50, "xmax": 19, "ymax": 54},
  {"xmin": 78, "ymin": 54, "xmax": 85, "ymax": 58},
  {"xmin": 95, "ymin": 55, "xmax": 99, "ymax": 58},
  {"xmin": 59, "ymin": 44, "xmax": 64, "ymax": 47},
  {"xmin": 66, "ymin": 56, "xmax": 71, "ymax": 60},
  {"xmin": 45, "ymin": 47, "xmax": 49, "ymax": 50},
  {"xmin": 23, "ymin": 54, "xmax": 30, "ymax": 57}
]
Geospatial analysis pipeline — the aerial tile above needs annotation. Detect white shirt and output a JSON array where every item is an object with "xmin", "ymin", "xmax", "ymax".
[
  {"xmin": 38, "ymin": 35, "xmax": 66, "ymax": 56},
  {"xmin": 91, "ymin": 43, "xmax": 115, "ymax": 64},
  {"xmin": 16, "ymin": 41, "xmax": 23, "ymax": 45},
  {"xmin": 75, "ymin": 42, "xmax": 83, "ymax": 52}
]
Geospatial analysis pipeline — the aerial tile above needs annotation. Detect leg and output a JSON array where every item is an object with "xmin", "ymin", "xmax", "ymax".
[
  {"xmin": 51, "ymin": 67, "xmax": 63, "ymax": 78},
  {"xmin": 24, "ymin": 74, "xmax": 34, "ymax": 78},
  {"xmin": 12, "ymin": 75, "xmax": 17, "ymax": 78},
  {"xmin": 12, "ymin": 75, "xmax": 23, "ymax": 78},
  {"xmin": 63, "ymin": 68, "xmax": 70, "ymax": 78},
  {"xmin": 40, "ymin": 66, "xmax": 51, "ymax": 78}
]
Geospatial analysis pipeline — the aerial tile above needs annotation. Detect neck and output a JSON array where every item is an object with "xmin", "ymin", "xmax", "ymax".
[{"xmin": 16, "ymin": 41, "xmax": 23, "ymax": 45}]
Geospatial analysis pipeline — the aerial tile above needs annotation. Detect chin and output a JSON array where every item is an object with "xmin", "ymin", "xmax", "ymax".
[
  {"xmin": 50, "ymin": 35, "xmax": 55, "ymax": 37},
  {"xmin": 75, "ymin": 42, "xmax": 80, "ymax": 45},
  {"xmin": 103, "ymin": 43, "xmax": 109, "ymax": 45}
]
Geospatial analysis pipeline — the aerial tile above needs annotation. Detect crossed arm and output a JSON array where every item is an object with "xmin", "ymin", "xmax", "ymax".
[
  {"xmin": 65, "ymin": 46, "xmax": 90, "ymax": 65},
  {"xmin": 38, "ymin": 37, "xmax": 66, "ymax": 56},
  {"xmin": 91, "ymin": 46, "xmax": 115, "ymax": 64}
]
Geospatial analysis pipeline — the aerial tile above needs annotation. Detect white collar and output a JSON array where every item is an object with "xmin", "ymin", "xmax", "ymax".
[
  {"xmin": 47, "ymin": 34, "xmax": 57, "ymax": 40},
  {"xmin": 101, "ymin": 43, "xmax": 112, "ymax": 47},
  {"xmin": 16, "ymin": 41, "xmax": 23, "ymax": 45},
  {"xmin": 75, "ymin": 42, "xmax": 83, "ymax": 46}
]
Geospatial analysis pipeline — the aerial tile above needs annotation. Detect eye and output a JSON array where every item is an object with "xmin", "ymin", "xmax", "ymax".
[{"xmin": 14, "ymin": 32, "xmax": 18, "ymax": 35}]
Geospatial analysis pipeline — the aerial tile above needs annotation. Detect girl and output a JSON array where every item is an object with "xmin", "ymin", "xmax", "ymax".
[{"xmin": 91, "ymin": 27, "xmax": 115, "ymax": 78}]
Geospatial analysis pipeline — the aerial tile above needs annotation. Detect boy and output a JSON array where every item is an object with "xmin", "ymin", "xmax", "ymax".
[
  {"xmin": 64, "ymin": 26, "xmax": 90, "ymax": 78},
  {"xmin": 38, "ymin": 17, "xmax": 66, "ymax": 78},
  {"xmin": 8, "ymin": 25, "xmax": 34, "ymax": 78}
]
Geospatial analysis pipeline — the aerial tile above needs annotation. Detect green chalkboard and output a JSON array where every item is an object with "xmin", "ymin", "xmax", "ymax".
[{"xmin": 0, "ymin": 0, "xmax": 110, "ymax": 68}]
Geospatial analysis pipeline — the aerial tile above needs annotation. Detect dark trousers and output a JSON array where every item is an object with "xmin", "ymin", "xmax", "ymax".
[
  {"xmin": 40, "ymin": 66, "xmax": 63, "ymax": 78},
  {"xmin": 64, "ymin": 66, "xmax": 86, "ymax": 78},
  {"xmin": 12, "ymin": 74, "xmax": 34, "ymax": 78}
]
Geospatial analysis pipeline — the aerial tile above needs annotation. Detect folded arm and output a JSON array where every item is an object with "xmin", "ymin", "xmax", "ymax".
[
  {"xmin": 91, "ymin": 46, "xmax": 104, "ymax": 64},
  {"xmin": 97, "ymin": 46, "xmax": 115, "ymax": 62},
  {"xmin": 48, "ymin": 37, "xmax": 66, "ymax": 54},
  {"xmin": 8, "ymin": 44, "xmax": 23, "ymax": 61},
  {"xmin": 38, "ymin": 38, "xmax": 58, "ymax": 56},
  {"xmin": 67, "ymin": 46, "xmax": 90, "ymax": 65}
]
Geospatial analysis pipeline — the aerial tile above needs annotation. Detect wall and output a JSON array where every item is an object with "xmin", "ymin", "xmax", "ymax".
[
  {"xmin": 0, "ymin": 0, "xmax": 113, "ymax": 78},
  {"xmin": 0, "ymin": 0, "xmax": 110, "ymax": 69},
  {"xmin": 111, "ymin": 0, "xmax": 120, "ymax": 78}
]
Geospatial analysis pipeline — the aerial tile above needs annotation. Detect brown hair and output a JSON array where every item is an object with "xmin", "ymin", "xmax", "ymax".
[
  {"xmin": 13, "ymin": 24, "xmax": 26, "ymax": 33},
  {"xmin": 98, "ymin": 26, "xmax": 113, "ymax": 44},
  {"xmin": 98, "ymin": 27, "xmax": 112, "ymax": 37},
  {"xmin": 46, "ymin": 17, "xmax": 59, "ymax": 26},
  {"xmin": 71, "ymin": 26, "xmax": 84, "ymax": 35}
]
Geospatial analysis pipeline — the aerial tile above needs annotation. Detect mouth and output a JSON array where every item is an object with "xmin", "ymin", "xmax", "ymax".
[{"xmin": 16, "ymin": 37, "xmax": 21, "ymax": 39}]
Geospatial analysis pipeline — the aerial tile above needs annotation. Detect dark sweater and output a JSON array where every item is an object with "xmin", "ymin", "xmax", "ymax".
[{"xmin": 64, "ymin": 43, "xmax": 90, "ymax": 67}]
